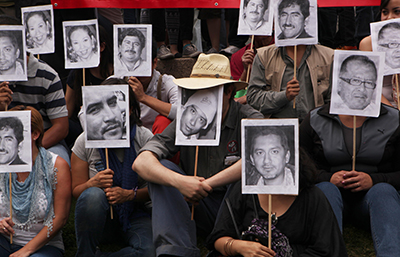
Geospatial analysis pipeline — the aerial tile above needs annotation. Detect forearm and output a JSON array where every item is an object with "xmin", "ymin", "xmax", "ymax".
[
  {"xmin": 72, "ymin": 180, "xmax": 92, "ymax": 199},
  {"xmin": 215, "ymin": 237, "xmax": 235, "ymax": 256},
  {"xmin": 205, "ymin": 159, "xmax": 241, "ymax": 189},
  {"xmin": 141, "ymin": 94, "xmax": 172, "ymax": 117}
]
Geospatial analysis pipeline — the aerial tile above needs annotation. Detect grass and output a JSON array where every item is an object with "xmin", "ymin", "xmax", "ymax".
[{"xmin": 63, "ymin": 200, "xmax": 375, "ymax": 257}]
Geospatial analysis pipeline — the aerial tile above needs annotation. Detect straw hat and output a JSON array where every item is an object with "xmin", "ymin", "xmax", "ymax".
[{"xmin": 173, "ymin": 53, "xmax": 247, "ymax": 91}]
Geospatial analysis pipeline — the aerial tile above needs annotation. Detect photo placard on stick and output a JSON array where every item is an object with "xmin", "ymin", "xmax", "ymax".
[
  {"xmin": 63, "ymin": 19, "xmax": 100, "ymax": 69},
  {"xmin": 82, "ymin": 85, "xmax": 130, "ymax": 148},
  {"xmin": 21, "ymin": 4, "xmax": 54, "ymax": 55},
  {"xmin": 371, "ymin": 18, "xmax": 400, "ymax": 76},
  {"xmin": 0, "ymin": 111, "xmax": 31, "ymax": 173},
  {"xmin": 175, "ymin": 85, "xmax": 223, "ymax": 146},
  {"xmin": 237, "ymin": 0, "xmax": 273, "ymax": 36},
  {"xmin": 274, "ymin": 0, "xmax": 318, "ymax": 47},
  {"xmin": 114, "ymin": 24, "xmax": 152, "ymax": 77},
  {"xmin": 0, "ymin": 25, "xmax": 27, "ymax": 82},
  {"xmin": 241, "ymin": 119, "xmax": 299, "ymax": 195},
  {"xmin": 330, "ymin": 50, "xmax": 384, "ymax": 117}
]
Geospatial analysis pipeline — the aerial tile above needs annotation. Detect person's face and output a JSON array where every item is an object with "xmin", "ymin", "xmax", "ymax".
[
  {"xmin": 339, "ymin": 61, "xmax": 377, "ymax": 110},
  {"xmin": 250, "ymin": 134, "xmax": 289, "ymax": 181},
  {"xmin": 27, "ymin": 14, "xmax": 48, "ymax": 46},
  {"xmin": 70, "ymin": 28, "xmax": 94, "ymax": 61},
  {"xmin": 378, "ymin": 28, "xmax": 400, "ymax": 68},
  {"xmin": 279, "ymin": 3, "xmax": 305, "ymax": 38},
  {"xmin": 381, "ymin": 0, "xmax": 400, "ymax": 20},
  {"xmin": 0, "ymin": 37, "xmax": 19, "ymax": 72},
  {"xmin": 180, "ymin": 105, "xmax": 207, "ymax": 136},
  {"xmin": 245, "ymin": 0, "xmax": 266, "ymax": 23},
  {"xmin": 0, "ymin": 127, "xmax": 19, "ymax": 165},
  {"xmin": 119, "ymin": 35, "xmax": 143, "ymax": 63},
  {"xmin": 85, "ymin": 93, "xmax": 124, "ymax": 140}
]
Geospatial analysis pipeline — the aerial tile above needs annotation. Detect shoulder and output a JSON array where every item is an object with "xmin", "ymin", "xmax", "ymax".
[
  {"xmin": 135, "ymin": 125, "xmax": 154, "ymax": 145},
  {"xmin": 257, "ymin": 44, "xmax": 278, "ymax": 56},
  {"xmin": 235, "ymin": 101, "xmax": 264, "ymax": 119},
  {"xmin": 312, "ymin": 44, "xmax": 334, "ymax": 57},
  {"xmin": 359, "ymin": 36, "xmax": 372, "ymax": 51}
]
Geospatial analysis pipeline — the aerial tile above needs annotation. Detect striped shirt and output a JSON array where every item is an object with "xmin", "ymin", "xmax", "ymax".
[{"xmin": 8, "ymin": 53, "xmax": 68, "ymax": 130}]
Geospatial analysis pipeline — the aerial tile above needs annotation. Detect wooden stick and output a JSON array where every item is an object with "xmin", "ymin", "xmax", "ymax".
[
  {"xmin": 396, "ymin": 74, "xmax": 400, "ymax": 110},
  {"xmin": 352, "ymin": 116, "xmax": 356, "ymax": 171},
  {"xmin": 268, "ymin": 194, "xmax": 272, "ymax": 249},
  {"xmin": 105, "ymin": 148, "xmax": 114, "ymax": 220},
  {"xmin": 293, "ymin": 45, "xmax": 297, "ymax": 109},
  {"xmin": 8, "ymin": 175, "xmax": 12, "ymax": 240},
  {"xmin": 245, "ymin": 35, "xmax": 255, "ymax": 83},
  {"xmin": 37, "ymin": 54, "xmax": 40, "ymax": 60},
  {"xmin": 83, "ymin": 68, "xmax": 86, "ymax": 87},
  {"xmin": 191, "ymin": 145, "xmax": 199, "ymax": 220}
]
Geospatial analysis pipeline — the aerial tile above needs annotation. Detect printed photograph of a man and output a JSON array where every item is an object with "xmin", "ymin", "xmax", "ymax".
[
  {"xmin": 0, "ymin": 26, "xmax": 27, "ymax": 81},
  {"xmin": 176, "ymin": 86, "xmax": 223, "ymax": 146},
  {"xmin": 242, "ymin": 119, "xmax": 298, "ymax": 194},
  {"xmin": 330, "ymin": 51, "xmax": 384, "ymax": 117},
  {"xmin": 82, "ymin": 85, "xmax": 130, "ymax": 148},
  {"xmin": 0, "ymin": 111, "xmax": 31, "ymax": 172},
  {"xmin": 274, "ymin": 0, "xmax": 317, "ymax": 46},
  {"xmin": 114, "ymin": 25, "xmax": 152, "ymax": 77},
  {"xmin": 238, "ymin": 0, "xmax": 272, "ymax": 35},
  {"xmin": 371, "ymin": 19, "xmax": 400, "ymax": 75}
]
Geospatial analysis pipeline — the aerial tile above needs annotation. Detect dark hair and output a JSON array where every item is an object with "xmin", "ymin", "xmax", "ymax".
[
  {"xmin": 71, "ymin": 25, "xmax": 112, "ymax": 111},
  {"xmin": 244, "ymin": 0, "xmax": 269, "ymax": 8},
  {"xmin": 224, "ymin": 83, "xmax": 236, "ymax": 100},
  {"xmin": 152, "ymin": 38, "xmax": 157, "ymax": 61},
  {"xmin": 278, "ymin": 0, "xmax": 310, "ymax": 19},
  {"xmin": 249, "ymin": 126, "xmax": 290, "ymax": 155},
  {"xmin": 118, "ymin": 28, "xmax": 145, "ymax": 51},
  {"xmin": 298, "ymin": 147, "xmax": 318, "ymax": 190},
  {"xmin": 66, "ymin": 25, "xmax": 98, "ymax": 63},
  {"xmin": 9, "ymin": 106, "xmax": 44, "ymax": 147},
  {"xmin": 101, "ymin": 77, "xmax": 143, "ymax": 127},
  {"xmin": 339, "ymin": 55, "xmax": 377, "ymax": 76},
  {"xmin": 0, "ymin": 30, "xmax": 18, "ymax": 49},
  {"xmin": 380, "ymin": 0, "xmax": 390, "ymax": 11},
  {"xmin": 378, "ymin": 22, "xmax": 400, "ymax": 40},
  {"xmin": 24, "ymin": 11, "xmax": 52, "ymax": 49},
  {"xmin": 0, "ymin": 116, "xmax": 24, "ymax": 144}
]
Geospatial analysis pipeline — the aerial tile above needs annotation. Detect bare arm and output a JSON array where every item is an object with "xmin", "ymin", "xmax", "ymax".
[
  {"xmin": 10, "ymin": 157, "xmax": 71, "ymax": 257},
  {"xmin": 205, "ymin": 159, "xmax": 242, "ymax": 189},
  {"xmin": 132, "ymin": 150, "xmax": 212, "ymax": 202},
  {"xmin": 359, "ymin": 36, "xmax": 372, "ymax": 51},
  {"xmin": 42, "ymin": 117, "xmax": 69, "ymax": 149},
  {"xmin": 215, "ymin": 236, "xmax": 275, "ymax": 257},
  {"xmin": 0, "ymin": 81, "xmax": 12, "ymax": 111}
]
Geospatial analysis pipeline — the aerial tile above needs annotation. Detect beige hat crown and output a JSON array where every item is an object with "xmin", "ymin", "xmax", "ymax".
[{"xmin": 173, "ymin": 53, "xmax": 247, "ymax": 90}]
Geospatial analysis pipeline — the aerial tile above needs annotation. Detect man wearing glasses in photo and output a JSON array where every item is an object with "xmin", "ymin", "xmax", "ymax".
[{"xmin": 377, "ymin": 22, "xmax": 400, "ymax": 69}]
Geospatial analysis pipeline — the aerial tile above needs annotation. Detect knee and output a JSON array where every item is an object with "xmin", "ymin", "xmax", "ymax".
[
  {"xmin": 366, "ymin": 183, "xmax": 399, "ymax": 201},
  {"xmin": 316, "ymin": 181, "xmax": 341, "ymax": 195},
  {"xmin": 76, "ymin": 187, "xmax": 108, "ymax": 214}
]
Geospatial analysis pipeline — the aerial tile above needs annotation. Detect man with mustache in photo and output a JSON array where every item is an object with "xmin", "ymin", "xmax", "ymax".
[
  {"xmin": 241, "ymin": 0, "xmax": 269, "ymax": 33},
  {"xmin": 277, "ymin": 0, "xmax": 312, "ymax": 39},
  {"xmin": 116, "ymin": 28, "xmax": 149, "ymax": 74},
  {"xmin": 0, "ymin": 116, "xmax": 27, "ymax": 165}
]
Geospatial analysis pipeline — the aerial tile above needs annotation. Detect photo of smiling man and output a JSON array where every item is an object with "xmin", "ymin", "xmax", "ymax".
[
  {"xmin": 82, "ymin": 84, "xmax": 130, "ymax": 148},
  {"xmin": 114, "ymin": 25, "xmax": 152, "ymax": 77},
  {"xmin": 238, "ymin": 0, "xmax": 273, "ymax": 35}
]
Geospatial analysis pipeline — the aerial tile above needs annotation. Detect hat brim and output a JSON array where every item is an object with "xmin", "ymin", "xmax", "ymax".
[{"xmin": 173, "ymin": 78, "xmax": 248, "ymax": 91}]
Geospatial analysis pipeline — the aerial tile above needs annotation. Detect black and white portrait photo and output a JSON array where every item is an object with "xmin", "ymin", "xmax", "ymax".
[
  {"xmin": 0, "ymin": 26, "xmax": 27, "ymax": 82},
  {"xmin": 0, "ymin": 111, "xmax": 31, "ymax": 173},
  {"xmin": 114, "ymin": 24, "xmax": 152, "ymax": 77},
  {"xmin": 242, "ymin": 119, "xmax": 298, "ymax": 195},
  {"xmin": 21, "ymin": 4, "xmax": 54, "ymax": 55},
  {"xmin": 371, "ymin": 18, "xmax": 400, "ymax": 75},
  {"xmin": 237, "ymin": 0, "xmax": 273, "ymax": 36},
  {"xmin": 175, "ymin": 85, "xmax": 223, "ymax": 146},
  {"xmin": 330, "ymin": 50, "xmax": 384, "ymax": 118},
  {"xmin": 63, "ymin": 19, "xmax": 100, "ymax": 69},
  {"xmin": 274, "ymin": 0, "xmax": 318, "ymax": 47},
  {"xmin": 82, "ymin": 85, "xmax": 130, "ymax": 148}
]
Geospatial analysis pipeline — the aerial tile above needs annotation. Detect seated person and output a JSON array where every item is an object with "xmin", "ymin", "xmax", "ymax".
[
  {"xmin": 207, "ymin": 149, "xmax": 347, "ymax": 257},
  {"xmin": 71, "ymin": 78, "xmax": 155, "ymax": 256},
  {"xmin": 0, "ymin": 106, "xmax": 71, "ymax": 257},
  {"xmin": 300, "ymin": 102, "xmax": 400, "ymax": 256},
  {"xmin": 133, "ymin": 53, "xmax": 263, "ymax": 257}
]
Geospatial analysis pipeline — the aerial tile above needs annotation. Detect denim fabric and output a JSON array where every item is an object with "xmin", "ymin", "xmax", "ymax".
[
  {"xmin": 149, "ymin": 159, "xmax": 225, "ymax": 257},
  {"xmin": 317, "ymin": 181, "xmax": 400, "ymax": 256},
  {"xmin": 75, "ymin": 187, "xmax": 155, "ymax": 257},
  {"xmin": 0, "ymin": 234, "xmax": 63, "ymax": 256}
]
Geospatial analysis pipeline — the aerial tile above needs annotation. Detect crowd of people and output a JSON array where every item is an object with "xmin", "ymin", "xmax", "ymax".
[{"xmin": 0, "ymin": 0, "xmax": 399, "ymax": 256}]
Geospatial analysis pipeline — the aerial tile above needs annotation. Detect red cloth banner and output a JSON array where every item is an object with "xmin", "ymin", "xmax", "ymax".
[{"xmin": 51, "ymin": 0, "xmax": 380, "ymax": 9}]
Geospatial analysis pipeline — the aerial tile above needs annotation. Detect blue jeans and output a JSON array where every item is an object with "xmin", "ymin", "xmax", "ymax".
[
  {"xmin": 0, "ymin": 234, "xmax": 63, "ymax": 256},
  {"xmin": 75, "ymin": 187, "xmax": 155, "ymax": 257},
  {"xmin": 317, "ymin": 181, "xmax": 400, "ymax": 256},
  {"xmin": 150, "ymin": 160, "xmax": 226, "ymax": 257}
]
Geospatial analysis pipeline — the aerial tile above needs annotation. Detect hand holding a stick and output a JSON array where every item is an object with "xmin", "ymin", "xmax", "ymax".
[
  {"xmin": 286, "ymin": 78, "xmax": 300, "ymax": 101},
  {"xmin": 242, "ymin": 49, "xmax": 256, "ymax": 72},
  {"xmin": 342, "ymin": 171, "xmax": 373, "ymax": 192},
  {"xmin": 87, "ymin": 168, "xmax": 114, "ymax": 189},
  {"xmin": 0, "ymin": 81, "xmax": 12, "ymax": 110},
  {"xmin": 128, "ymin": 76, "xmax": 146, "ymax": 102},
  {"xmin": 0, "ymin": 217, "xmax": 14, "ymax": 237}
]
